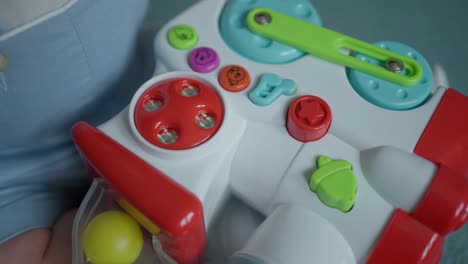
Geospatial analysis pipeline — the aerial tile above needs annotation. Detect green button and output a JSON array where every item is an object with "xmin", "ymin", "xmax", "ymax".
[
  {"xmin": 309, "ymin": 156, "xmax": 357, "ymax": 213},
  {"xmin": 168, "ymin": 25, "xmax": 199, "ymax": 50}
]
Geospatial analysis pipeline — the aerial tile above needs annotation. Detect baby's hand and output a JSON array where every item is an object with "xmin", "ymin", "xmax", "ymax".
[{"xmin": 0, "ymin": 209, "xmax": 77, "ymax": 264}]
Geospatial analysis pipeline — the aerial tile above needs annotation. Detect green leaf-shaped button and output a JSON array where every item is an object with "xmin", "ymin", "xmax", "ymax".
[{"xmin": 309, "ymin": 156, "xmax": 357, "ymax": 212}]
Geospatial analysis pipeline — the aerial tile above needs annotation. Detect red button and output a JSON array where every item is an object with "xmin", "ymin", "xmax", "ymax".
[
  {"xmin": 134, "ymin": 78, "xmax": 224, "ymax": 150},
  {"xmin": 287, "ymin": 95, "xmax": 332, "ymax": 142}
]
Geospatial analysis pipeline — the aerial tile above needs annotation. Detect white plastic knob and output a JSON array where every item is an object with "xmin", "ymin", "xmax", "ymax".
[{"xmin": 360, "ymin": 146, "xmax": 437, "ymax": 212}]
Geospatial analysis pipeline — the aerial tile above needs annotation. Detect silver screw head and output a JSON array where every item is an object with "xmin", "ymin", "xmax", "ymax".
[
  {"xmin": 385, "ymin": 58, "xmax": 404, "ymax": 73},
  {"xmin": 254, "ymin": 12, "xmax": 272, "ymax": 25}
]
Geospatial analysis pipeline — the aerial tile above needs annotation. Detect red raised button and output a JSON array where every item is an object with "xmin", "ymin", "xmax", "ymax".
[
  {"xmin": 134, "ymin": 78, "xmax": 224, "ymax": 150},
  {"xmin": 287, "ymin": 95, "xmax": 332, "ymax": 142}
]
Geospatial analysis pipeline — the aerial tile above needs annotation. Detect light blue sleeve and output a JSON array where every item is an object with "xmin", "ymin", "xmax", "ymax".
[{"xmin": 0, "ymin": 0, "xmax": 151, "ymax": 243}]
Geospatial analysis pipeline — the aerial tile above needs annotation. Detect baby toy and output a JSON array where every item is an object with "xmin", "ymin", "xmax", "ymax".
[{"xmin": 71, "ymin": 0, "xmax": 468, "ymax": 263}]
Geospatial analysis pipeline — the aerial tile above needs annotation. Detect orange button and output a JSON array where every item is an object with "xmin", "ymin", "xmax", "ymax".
[
  {"xmin": 287, "ymin": 95, "xmax": 332, "ymax": 142},
  {"xmin": 218, "ymin": 65, "xmax": 251, "ymax": 92}
]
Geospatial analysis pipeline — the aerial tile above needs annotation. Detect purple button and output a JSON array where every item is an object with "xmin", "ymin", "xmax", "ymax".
[{"xmin": 188, "ymin": 47, "xmax": 220, "ymax": 73}]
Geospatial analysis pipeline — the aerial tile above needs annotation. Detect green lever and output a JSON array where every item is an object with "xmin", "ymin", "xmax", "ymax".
[{"xmin": 246, "ymin": 7, "xmax": 423, "ymax": 87}]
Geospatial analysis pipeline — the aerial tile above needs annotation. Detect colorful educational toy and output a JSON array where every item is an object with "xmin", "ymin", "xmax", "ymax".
[{"xmin": 71, "ymin": 1, "xmax": 468, "ymax": 263}]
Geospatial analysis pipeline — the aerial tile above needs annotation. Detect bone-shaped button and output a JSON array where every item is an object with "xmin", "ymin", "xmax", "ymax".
[{"xmin": 249, "ymin": 73, "xmax": 297, "ymax": 106}]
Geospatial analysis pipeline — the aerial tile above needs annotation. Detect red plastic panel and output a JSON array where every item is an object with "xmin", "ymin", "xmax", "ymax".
[
  {"xmin": 72, "ymin": 122, "xmax": 206, "ymax": 264},
  {"xmin": 413, "ymin": 88, "xmax": 468, "ymax": 235},
  {"xmin": 414, "ymin": 88, "xmax": 468, "ymax": 174},
  {"xmin": 367, "ymin": 209, "xmax": 444, "ymax": 264},
  {"xmin": 134, "ymin": 78, "xmax": 224, "ymax": 150},
  {"xmin": 412, "ymin": 165, "xmax": 468, "ymax": 235}
]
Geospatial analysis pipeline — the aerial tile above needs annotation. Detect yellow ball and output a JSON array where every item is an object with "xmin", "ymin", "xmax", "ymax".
[{"xmin": 83, "ymin": 210, "xmax": 144, "ymax": 264}]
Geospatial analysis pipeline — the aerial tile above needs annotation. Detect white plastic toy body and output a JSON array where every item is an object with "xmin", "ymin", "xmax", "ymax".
[
  {"xmin": 100, "ymin": 0, "xmax": 438, "ymax": 261},
  {"xmin": 72, "ymin": 0, "xmax": 468, "ymax": 263}
]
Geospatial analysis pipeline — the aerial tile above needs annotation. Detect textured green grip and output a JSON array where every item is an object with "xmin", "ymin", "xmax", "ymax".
[{"xmin": 246, "ymin": 7, "xmax": 423, "ymax": 87}]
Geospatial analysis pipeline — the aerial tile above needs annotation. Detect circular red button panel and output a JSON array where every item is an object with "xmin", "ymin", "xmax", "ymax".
[
  {"xmin": 134, "ymin": 78, "xmax": 224, "ymax": 150},
  {"xmin": 287, "ymin": 95, "xmax": 332, "ymax": 142}
]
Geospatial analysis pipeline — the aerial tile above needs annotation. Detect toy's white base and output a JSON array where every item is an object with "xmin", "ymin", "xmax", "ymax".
[
  {"xmin": 208, "ymin": 64, "xmax": 451, "ymax": 262},
  {"xmin": 72, "ymin": 62, "xmax": 451, "ymax": 264},
  {"xmin": 203, "ymin": 63, "xmax": 450, "ymax": 264}
]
